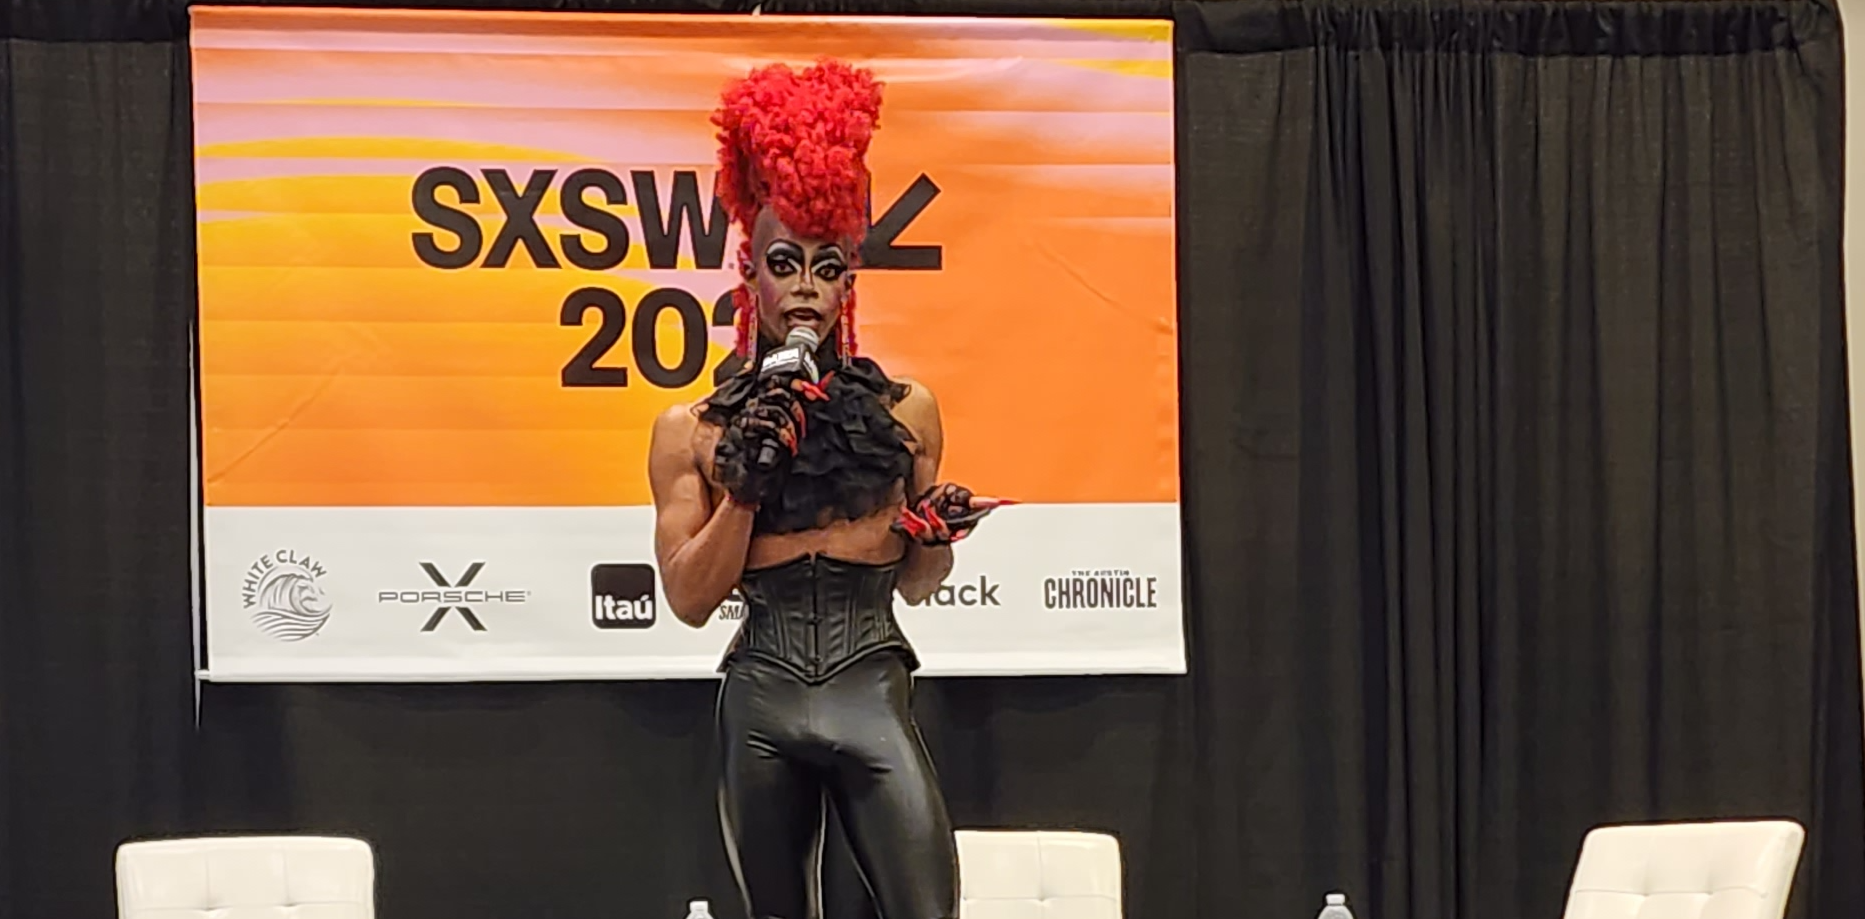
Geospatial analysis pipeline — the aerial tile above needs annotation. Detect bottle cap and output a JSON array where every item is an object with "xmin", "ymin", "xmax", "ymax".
[
  {"xmin": 690, "ymin": 901, "xmax": 711, "ymax": 913},
  {"xmin": 1326, "ymin": 893, "xmax": 1347, "ymax": 906}
]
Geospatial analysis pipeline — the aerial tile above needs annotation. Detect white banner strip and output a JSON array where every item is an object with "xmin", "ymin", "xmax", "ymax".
[{"xmin": 202, "ymin": 503, "xmax": 1186, "ymax": 681}]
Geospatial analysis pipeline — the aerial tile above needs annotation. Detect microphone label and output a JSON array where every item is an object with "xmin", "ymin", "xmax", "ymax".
[{"xmin": 759, "ymin": 347, "xmax": 818, "ymax": 382}]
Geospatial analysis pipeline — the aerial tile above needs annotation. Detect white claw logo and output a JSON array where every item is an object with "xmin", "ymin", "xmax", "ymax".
[{"xmin": 241, "ymin": 550, "xmax": 333, "ymax": 642}]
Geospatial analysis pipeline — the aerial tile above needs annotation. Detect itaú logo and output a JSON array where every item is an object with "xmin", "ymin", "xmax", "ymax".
[
  {"xmin": 590, "ymin": 563, "xmax": 657, "ymax": 629},
  {"xmin": 903, "ymin": 574, "xmax": 1000, "ymax": 608},
  {"xmin": 376, "ymin": 562, "xmax": 530, "ymax": 632}
]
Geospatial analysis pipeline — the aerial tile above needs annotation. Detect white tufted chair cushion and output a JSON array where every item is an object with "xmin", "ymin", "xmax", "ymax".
[
  {"xmin": 116, "ymin": 836, "xmax": 375, "ymax": 919},
  {"xmin": 956, "ymin": 830, "xmax": 1121, "ymax": 919},
  {"xmin": 1562, "ymin": 821, "xmax": 1805, "ymax": 919}
]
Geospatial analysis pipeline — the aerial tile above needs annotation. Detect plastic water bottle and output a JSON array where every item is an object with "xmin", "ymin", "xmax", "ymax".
[
  {"xmin": 1319, "ymin": 892, "xmax": 1354, "ymax": 919},
  {"xmin": 685, "ymin": 901, "xmax": 714, "ymax": 919}
]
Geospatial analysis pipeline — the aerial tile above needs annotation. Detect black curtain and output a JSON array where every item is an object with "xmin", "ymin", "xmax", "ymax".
[
  {"xmin": 0, "ymin": 13, "xmax": 203, "ymax": 911},
  {"xmin": 1167, "ymin": 3, "xmax": 1863, "ymax": 918},
  {"xmin": 4, "ymin": 3, "xmax": 1861, "ymax": 919}
]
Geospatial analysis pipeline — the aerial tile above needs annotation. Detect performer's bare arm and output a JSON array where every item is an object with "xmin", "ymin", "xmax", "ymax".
[
  {"xmin": 648, "ymin": 406, "xmax": 755, "ymax": 627},
  {"xmin": 893, "ymin": 381, "xmax": 955, "ymax": 604}
]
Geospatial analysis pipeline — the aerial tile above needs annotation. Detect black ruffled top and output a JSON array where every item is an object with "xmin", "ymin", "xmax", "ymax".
[{"xmin": 699, "ymin": 347, "xmax": 914, "ymax": 535}]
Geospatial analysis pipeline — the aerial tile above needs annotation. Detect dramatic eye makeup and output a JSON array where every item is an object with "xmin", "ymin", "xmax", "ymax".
[
  {"xmin": 764, "ymin": 240, "xmax": 847, "ymax": 282},
  {"xmin": 764, "ymin": 241, "xmax": 804, "ymax": 276},
  {"xmin": 811, "ymin": 247, "xmax": 847, "ymax": 282}
]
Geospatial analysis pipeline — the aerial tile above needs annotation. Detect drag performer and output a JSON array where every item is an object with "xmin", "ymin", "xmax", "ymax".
[{"xmin": 646, "ymin": 60, "xmax": 1000, "ymax": 919}]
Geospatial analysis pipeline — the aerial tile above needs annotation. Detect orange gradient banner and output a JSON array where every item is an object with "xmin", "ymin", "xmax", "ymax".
[{"xmin": 191, "ymin": 7, "xmax": 1180, "ymax": 508}]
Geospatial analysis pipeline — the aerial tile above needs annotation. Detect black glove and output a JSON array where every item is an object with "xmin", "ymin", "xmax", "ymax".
[
  {"xmin": 892, "ymin": 483, "xmax": 1010, "ymax": 546},
  {"xmin": 714, "ymin": 386, "xmax": 806, "ymax": 507}
]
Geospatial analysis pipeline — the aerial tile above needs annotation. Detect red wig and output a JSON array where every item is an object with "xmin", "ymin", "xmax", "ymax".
[{"xmin": 712, "ymin": 59, "xmax": 883, "ymax": 357}]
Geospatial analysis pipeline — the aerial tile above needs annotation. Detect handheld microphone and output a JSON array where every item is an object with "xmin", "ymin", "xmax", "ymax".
[
  {"xmin": 758, "ymin": 326, "xmax": 822, "ymax": 385},
  {"xmin": 754, "ymin": 326, "xmax": 822, "ymax": 471}
]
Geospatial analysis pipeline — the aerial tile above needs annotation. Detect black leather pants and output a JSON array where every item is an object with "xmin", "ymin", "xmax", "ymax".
[{"xmin": 716, "ymin": 650, "xmax": 957, "ymax": 919}]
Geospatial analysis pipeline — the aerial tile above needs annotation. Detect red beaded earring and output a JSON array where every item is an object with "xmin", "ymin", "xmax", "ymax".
[
  {"xmin": 733, "ymin": 285, "xmax": 758, "ymax": 358},
  {"xmin": 839, "ymin": 288, "xmax": 858, "ymax": 358},
  {"xmin": 732, "ymin": 239, "xmax": 757, "ymax": 358}
]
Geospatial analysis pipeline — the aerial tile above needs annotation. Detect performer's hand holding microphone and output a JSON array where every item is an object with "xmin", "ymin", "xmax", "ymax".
[
  {"xmin": 715, "ymin": 327, "xmax": 825, "ymax": 507},
  {"xmin": 749, "ymin": 326, "xmax": 825, "ymax": 470}
]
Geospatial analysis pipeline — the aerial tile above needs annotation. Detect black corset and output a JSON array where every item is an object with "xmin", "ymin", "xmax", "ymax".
[{"xmin": 723, "ymin": 554, "xmax": 919, "ymax": 683}]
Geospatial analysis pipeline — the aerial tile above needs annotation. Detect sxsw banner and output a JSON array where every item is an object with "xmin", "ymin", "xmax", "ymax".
[{"xmin": 189, "ymin": 7, "xmax": 1183, "ymax": 681}]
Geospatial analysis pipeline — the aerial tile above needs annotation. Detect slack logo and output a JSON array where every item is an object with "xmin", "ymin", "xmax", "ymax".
[
  {"xmin": 591, "ymin": 563, "xmax": 657, "ymax": 629},
  {"xmin": 905, "ymin": 574, "xmax": 1001, "ymax": 608}
]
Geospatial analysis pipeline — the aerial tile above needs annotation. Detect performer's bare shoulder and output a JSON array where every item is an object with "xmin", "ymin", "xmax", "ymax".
[
  {"xmin": 648, "ymin": 400, "xmax": 721, "ymax": 494},
  {"xmin": 889, "ymin": 377, "xmax": 943, "ymax": 485},
  {"xmin": 647, "ymin": 403, "xmax": 719, "ymax": 571}
]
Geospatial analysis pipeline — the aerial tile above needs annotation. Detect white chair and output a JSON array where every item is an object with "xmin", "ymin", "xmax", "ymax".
[
  {"xmin": 1562, "ymin": 820, "xmax": 1805, "ymax": 919},
  {"xmin": 955, "ymin": 829, "xmax": 1122, "ymax": 919},
  {"xmin": 116, "ymin": 836, "xmax": 375, "ymax": 919}
]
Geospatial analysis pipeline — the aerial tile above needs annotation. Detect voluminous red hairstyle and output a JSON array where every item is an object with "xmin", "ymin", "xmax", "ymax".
[{"xmin": 713, "ymin": 59, "xmax": 883, "ymax": 357}]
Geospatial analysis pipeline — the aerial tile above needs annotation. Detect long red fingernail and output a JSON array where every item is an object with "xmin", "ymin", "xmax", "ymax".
[{"xmin": 900, "ymin": 512, "xmax": 927, "ymax": 538}]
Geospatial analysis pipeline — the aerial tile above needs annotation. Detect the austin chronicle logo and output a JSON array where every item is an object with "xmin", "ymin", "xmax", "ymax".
[
  {"xmin": 241, "ymin": 549, "xmax": 333, "ymax": 642},
  {"xmin": 377, "ymin": 561, "xmax": 530, "ymax": 632},
  {"xmin": 1042, "ymin": 568, "xmax": 1160, "ymax": 610}
]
